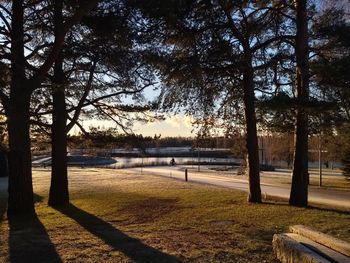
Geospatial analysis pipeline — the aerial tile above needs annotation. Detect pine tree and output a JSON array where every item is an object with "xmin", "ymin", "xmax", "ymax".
[
  {"xmin": 1, "ymin": 0, "xmax": 99, "ymax": 215},
  {"xmin": 289, "ymin": 0, "xmax": 310, "ymax": 207},
  {"xmin": 133, "ymin": 0, "xmax": 295, "ymax": 202}
]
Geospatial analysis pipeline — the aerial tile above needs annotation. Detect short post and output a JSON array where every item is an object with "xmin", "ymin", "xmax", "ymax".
[
  {"xmin": 141, "ymin": 155, "xmax": 144, "ymax": 174},
  {"xmin": 197, "ymin": 148, "xmax": 200, "ymax": 172},
  {"xmin": 185, "ymin": 168, "xmax": 188, "ymax": 182},
  {"xmin": 319, "ymin": 134, "xmax": 322, "ymax": 187}
]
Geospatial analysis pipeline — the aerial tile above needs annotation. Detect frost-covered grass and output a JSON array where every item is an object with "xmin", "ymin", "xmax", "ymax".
[{"xmin": 0, "ymin": 168, "xmax": 349, "ymax": 262}]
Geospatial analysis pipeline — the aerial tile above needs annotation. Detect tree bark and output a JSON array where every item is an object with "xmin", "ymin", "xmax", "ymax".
[
  {"xmin": 242, "ymin": 60, "xmax": 262, "ymax": 203},
  {"xmin": 7, "ymin": 0, "xmax": 35, "ymax": 216},
  {"xmin": 48, "ymin": 0, "xmax": 69, "ymax": 207},
  {"xmin": 289, "ymin": 0, "xmax": 309, "ymax": 207},
  {"xmin": 7, "ymin": 89, "xmax": 35, "ymax": 215},
  {"xmin": 0, "ymin": 147, "xmax": 8, "ymax": 177},
  {"xmin": 48, "ymin": 81, "xmax": 69, "ymax": 207}
]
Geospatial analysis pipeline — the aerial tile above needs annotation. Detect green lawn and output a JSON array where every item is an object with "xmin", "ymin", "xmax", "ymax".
[{"xmin": 0, "ymin": 168, "xmax": 349, "ymax": 262}]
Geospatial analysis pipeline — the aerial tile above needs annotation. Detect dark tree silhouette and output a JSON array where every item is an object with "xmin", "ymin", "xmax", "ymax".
[
  {"xmin": 133, "ymin": 0, "xmax": 294, "ymax": 202},
  {"xmin": 31, "ymin": 0, "xmax": 158, "ymax": 206},
  {"xmin": 289, "ymin": 0, "xmax": 310, "ymax": 207},
  {"xmin": 2, "ymin": 0, "xmax": 99, "ymax": 215}
]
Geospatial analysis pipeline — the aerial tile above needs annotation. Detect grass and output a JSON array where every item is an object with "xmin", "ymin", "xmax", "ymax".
[
  {"xmin": 0, "ymin": 168, "xmax": 350, "ymax": 262},
  {"xmin": 209, "ymin": 167, "xmax": 350, "ymax": 189}
]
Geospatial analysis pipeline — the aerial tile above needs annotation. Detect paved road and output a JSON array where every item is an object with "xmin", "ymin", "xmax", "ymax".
[{"xmin": 128, "ymin": 166, "xmax": 350, "ymax": 211}]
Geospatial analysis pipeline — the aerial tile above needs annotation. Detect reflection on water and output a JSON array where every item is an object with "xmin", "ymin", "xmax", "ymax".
[
  {"xmin": 106, "ymin": 157, "xmax": 343, "ymax": 171},
  {"xmin": 109, "ymin": 157, "xmax": 240, "ymax": 168}
]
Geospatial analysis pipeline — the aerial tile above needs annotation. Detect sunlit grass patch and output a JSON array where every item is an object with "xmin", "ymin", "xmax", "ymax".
[{"xmin": 0, "ymin": 168, "xmax": 349, "ymax": 262}]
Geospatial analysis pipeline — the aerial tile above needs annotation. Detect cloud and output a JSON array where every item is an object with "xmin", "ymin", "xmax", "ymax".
[{"xmin": 164, "ymin": 115, "xmax": 193, "ymax": 128}]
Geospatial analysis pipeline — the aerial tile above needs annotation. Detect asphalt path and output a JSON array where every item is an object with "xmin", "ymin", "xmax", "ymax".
[{"xmin": 128, "ymin": 166, "xmax": 350, "ymax": 211}]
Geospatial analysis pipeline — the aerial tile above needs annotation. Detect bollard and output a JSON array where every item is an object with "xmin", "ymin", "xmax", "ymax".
[{"xmin": 185, "ymin": 168, "xmax": 188, "ymax": 182}]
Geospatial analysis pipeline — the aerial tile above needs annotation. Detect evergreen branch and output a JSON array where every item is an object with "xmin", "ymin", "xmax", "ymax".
[
  {"xmin": 217, "ymin": 0, "xmax": 244, "ymax": 43},
  {"xmin": 253, "ymin": 54, "xmax": 292, "ymax": 71},
  {"xmin": 67, "ymin": 115, "xmax": 90, "ymax": 136},
  {"xmin": 25, "ymin": 43, "xmax": 53, "ymax": 61},
  {"xmin": 252, "ymin": 35, "xmax": 294, "ymax": 52},
  {"xmin": 66, "ymin": 61, "xmax": 97, "ymax": 132},
  {"xmin": 0, "ymin": 86, "xmax": 9, "ymax": 113},
  {"xmin": 91, "ymin": 102, "xmax": 132, "ymax": 135},
  {"xmin": 66, "ymin": 82, "xmax": 156, "ymax": 113},
  {"xmin": 32, "ymin": 0, "xmax": 99, "ymax": 85}
]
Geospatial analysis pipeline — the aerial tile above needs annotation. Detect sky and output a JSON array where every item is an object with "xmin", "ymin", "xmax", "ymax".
[
  {"xmin": 133, "ymin": 115, "xmax": 195, "ymax": 137},
  {"xmin": 71, "ymin": 82, "xmax": 197, "ymax": 137},
  {"xmin": 73, "ymin": 114, "xmax": 195, "ymax": 137}
]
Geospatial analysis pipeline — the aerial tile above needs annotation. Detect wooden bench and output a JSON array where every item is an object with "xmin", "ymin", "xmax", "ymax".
[{"xmin": 273, "ymin": 225, "xmax": 350, "ymax": 263}]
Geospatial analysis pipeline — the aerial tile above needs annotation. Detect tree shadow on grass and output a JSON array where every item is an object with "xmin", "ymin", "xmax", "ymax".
[
  {"xmin": 263, "ymin": 199, "xmax": 350, "ymax": 216},
  {"xmin": 8, "ymin": 194, "xmax": 62, "ymax": 263},
  {"xmin": 56, "ymin": 204, "xmax": 180, "ymax": 263},
  {"xmin": 306, "ymin": 204, "xmax": 350, "ymax": 215}
]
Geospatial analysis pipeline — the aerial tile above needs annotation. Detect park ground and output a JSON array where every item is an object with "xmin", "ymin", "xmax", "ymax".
[{"xmin": 0, "ymin": 168, "xmax": 350, "ymax": 262}]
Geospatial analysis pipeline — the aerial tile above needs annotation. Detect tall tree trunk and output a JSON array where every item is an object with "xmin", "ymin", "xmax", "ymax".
[
  {"xmin": 289, "ymin": 0, "xmax": 309, "ymax": 207},
  {"xmin": 0, "ymin": 148, "xmax": 8, "ymax": 177},
  {"xmin": 7, "ymin": 92, "xmax": 34, "ymax": 215},
  {"xmin": 7, "ymin": 0, "xmax": 35, "ymax": 216},
  {"xmin": 48, "ymin": 77, "xmax": 69, "ymax": 206},
  {"xmin": 48, "ymin": 0, "xmax": 69, "ymax": 207},
  {"xmin": 243, "ymin": 62, "xmax": 261, "ymax": 203}
]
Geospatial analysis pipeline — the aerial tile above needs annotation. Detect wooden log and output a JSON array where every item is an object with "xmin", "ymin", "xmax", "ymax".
[
  {"xmin": 272, "ymin": 233, "xmax": 330, "ymax": 263},
  {"xmin": 290, "ymin": 225, "xmax": 350, "ymax": 257}
]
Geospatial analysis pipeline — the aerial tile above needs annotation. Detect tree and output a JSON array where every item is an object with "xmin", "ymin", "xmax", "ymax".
[
  {"xmin": 134, "ymin": 0, "xmax": 295, "ymax": 202},
  {"xmin": 289, "ymin": 0, "xmax": 310, "ymax": 207},
  {"xmin": 256, "ymin": 1, "xmax": 348, "ymax": 189},
  {"xmin": 311, "ymin": 6, "xmax": 350, "ymax": 178},
  {"xmin": 49, "ymin": 0, "xmax": 69, "ymax": 206},
  {"xmin": 28, "ymin": 0, "xmax": 158, "ymax": 206},
  {"xmin": 0, "ymin": 0, "xmax": 99, "ymax": 215}
]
